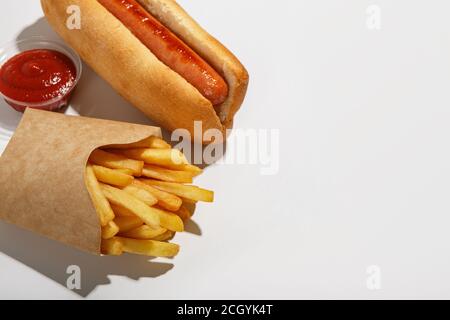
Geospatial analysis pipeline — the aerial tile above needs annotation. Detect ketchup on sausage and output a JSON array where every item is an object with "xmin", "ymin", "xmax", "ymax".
[
  {"xmin": 0, "ymin": 49, "xmax": 77, "ymax": 108},
  {"xmin": 98, "ymin": 0, "xmax": 229, "ymax": 106}
]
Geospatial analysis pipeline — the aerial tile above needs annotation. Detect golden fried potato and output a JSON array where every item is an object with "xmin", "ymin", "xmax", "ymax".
[
  {"xmin": 142, "ymin": 165, "xmax": 194, "ymax": 183},
  {"xmin": 122, "ymin": 184, "xmax": 158, "ymax": 206},
  {"xmin": 92, "ymin": 165, "xmax": 134, "ymax": 187},
  {"xmin": 90, "ymin": 149, "xmax": 144, "ymax": 176},
  {"xmin": 120, "ymin": 225, "xmax": 167, "ymax": 240},
  {"xmin": 119, "ymin": 148, "xmax": 188, "ymax": 168},
  {"xmin": 101, "ymin": 237, "xmax": 123, "ymax": 256},
  {"xmin": 114, "ymin": 216, "xmax": 144, "ymax": 233},
  {"xmin": 117, "ymin": 237, "xmax": 180, "ymax": 257},
  {"xmin": 101, "ymin": 220, "xmax": 120, "ymax": 239},
  {"xmin": 100, "ymin": 184, "xmax": 160, "ymax": 228},
  {"xmin": 85, "ymin": 165, "xmax": 115, "ymax": 226},
  {"xmin": 141, "ymin": 180, "xmax": 214, "ymax": 202},
  {"xmin": 132, "ymin": 180, "xmax": 182, "ymax": 212}
]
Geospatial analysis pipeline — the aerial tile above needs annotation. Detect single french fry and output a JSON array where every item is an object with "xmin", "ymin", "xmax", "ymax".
[
  {"xmin": 92, "ymin": 164, "xmax": 134, "ymax": 187},
  {"xmin": 141, "ymin": 180, "xmax": 214, "ymax": 202},
  {"xmin": 117, "ymin": 237, "xmax": 180, "ymax": 257},
  {"xmin": 120, "ymin": 225, "xmax": 167, "ymax": 240},
  {"xmin": 152, "ymin": 207, "xmax": 184, "ymax": 232},
  {"xmin": 119, "ymin": 148, "xmax": 188, "ymax": 168},
  {"xmin": 100, "ymin": 184, "xmax": 160, "ymax": 228},
  {"xmin": 122, "ymin": 184, "xmax": 158, "ymax": 206},
  {"xmin": 114, "ymin": 216, "xmax": 143, "ymax": 233},
  {"xmin": 180, "ymin": 164, "xmax": 203, "ymax": 176},
  {"xmin": 85, "ymin": 165, "xmax": 115, "ymax": 226},
  {"xmin": 111, "ymin": 204, "xmax": 135, "ymax": 217},
  {"xmin": 101, "ymin": 237, "xmax": 123, "ymax": 256},
  {"xmin": 152, "ymin": 230, "xmax": 176, "ymax": 241},
  {"xmin": 132, "ymin": 180, "xmax": 182, "ymax": 211},
  {"xmin": 89, "ymin": 149, "xmax": 144, "ymax": 176},
  {"xmin": 114, "ymin": 168, "xmax": 135, "ymax": 175},
  {"xmin": 109, "ymin": 136, "xmax": 171, "ymax": 150},
  {"xmin": 102, "ymin": 220, "xmax": 120, "ymax": 239},
  {"xmin": 146, "ymin": 136, "xmax": 172, "ymax": 149},
  {"xmin": 142, "ymin": 164, "xmax": 194, "ymax": 183}
]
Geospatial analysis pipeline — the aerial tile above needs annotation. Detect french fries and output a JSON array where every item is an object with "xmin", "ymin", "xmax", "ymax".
[
  {"xmin": 101, "ymin": 238, "xmax": 123, "ymax": 256},
  {"xmin": 114, "ymin": 168, "xmax": 135, "ymax": 175},
  {"xmin": 145, "ymin": 136, "xmax": 172, "ymax": 149},
  {"xmin": 114, "ymin": 202, "xmax": 183, "ymax": 232},
  {"xmin": 85, "ymin": 165, "xmax": 115, "ymax": 226},
  {"xmin": 101, "ymin": 221, "xmax": 119, "ymax": 239},
  {"xmin": 118, "ymin": 148, "xmax": 189, "ymax": 168},
  {"xmin": 121, "ymin": 184, "xmax": 158, "ymax": 206},
  {"xmin": 89, "ymin": 149, "xmax": 144, "ymax": 176},
  {"xmin": 130, "ymin": 180, "xmax": 182, "ymax": 212},
  {"xmin": 92, "ymin": 165, "xmax": 134, "ymax": 187},
  {"xmin": 141, "ymin": 180, "xmax": 214, "ymax": 202},
  {"xmin": 152, "ymin": 207, "xmax": 184, "ymax": 232},
  {"xmin": 114, "ymin": 216, "xmax": 144, "ymax": 233},
  {"xmin": 142, "ymin": 164, "xmax": 194, "ymax": 183},
  {"xmin": 100, "ymin": 184, "xmax": 160, "ymax": 228},
  {"xmin": 110, "ymin": 204, "xmax": 135, "ymax": 217},
  {"xmin": 152, "ymin": 230, "xmax": 176, "ymax": 242},
  {"xmin": 116, "ymin": 237, "xmax": 180, "ymax": 257},
  {"xmin": 84, "ymin": 135, "xmax": 214, "ymax": 258},
  {"xmin": 120, "ymin": 225, "xmax": 167, "ymax": 240},
  {"xmin": 179, "ymin": 164, "xmax": 203, "ymax": 176}
]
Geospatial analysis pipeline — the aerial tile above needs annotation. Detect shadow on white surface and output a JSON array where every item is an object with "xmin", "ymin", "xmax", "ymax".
[
  {"xmin": 0, "ymin": 221, "xmax": 174, "ymax": 297},
  {"xmin": 184, "ymin": 219, "xmax": 202, "ymax": 236}
]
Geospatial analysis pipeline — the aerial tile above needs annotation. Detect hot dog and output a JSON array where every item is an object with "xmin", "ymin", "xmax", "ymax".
[
  {"xmin": 97, "ymin": 0, "xmax": 228, "ymax": 106},
  {"xmin": 41, "ymin": 0, "xmax": 249, "ymax": 143}
]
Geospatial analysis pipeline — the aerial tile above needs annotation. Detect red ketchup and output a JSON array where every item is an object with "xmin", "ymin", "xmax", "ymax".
[{"xmin": 0, "ymin": 49, "xmax": 77, "ymax": 112}]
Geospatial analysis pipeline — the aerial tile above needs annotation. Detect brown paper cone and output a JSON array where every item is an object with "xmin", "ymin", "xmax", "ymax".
[{"xmin": 0, "ymin": 109, "xmax": 161, "ymax": 254}]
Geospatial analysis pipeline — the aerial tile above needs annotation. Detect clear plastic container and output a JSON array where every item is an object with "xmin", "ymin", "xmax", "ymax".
[{"xmin": 0, "ymin": 37, "xmax": 82, "ymax": 112}]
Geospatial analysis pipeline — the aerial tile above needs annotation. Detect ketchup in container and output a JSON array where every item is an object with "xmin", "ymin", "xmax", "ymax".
[{"xmin": 0, "ymin": 39, "xmax": 81, "ymax": 113}]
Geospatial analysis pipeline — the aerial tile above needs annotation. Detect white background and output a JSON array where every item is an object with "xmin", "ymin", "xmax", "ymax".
[{"xmin": 1, "ymin": 0, "xmax": 450, "ymax": 299}]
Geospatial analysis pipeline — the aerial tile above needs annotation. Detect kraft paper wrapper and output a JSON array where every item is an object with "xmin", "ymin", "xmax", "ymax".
[{"xmin": 0, "ymin": 109, "xmax": 161, "ymax": 254}]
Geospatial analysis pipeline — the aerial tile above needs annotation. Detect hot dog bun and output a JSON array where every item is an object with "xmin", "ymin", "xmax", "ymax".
[
  {"xmin": 98, "ymin": 0, "xmax": 230, "ymax": 107},
  {"xmin": 40, "ymin": 0, "xmax": 249, "ymax": 143}
]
